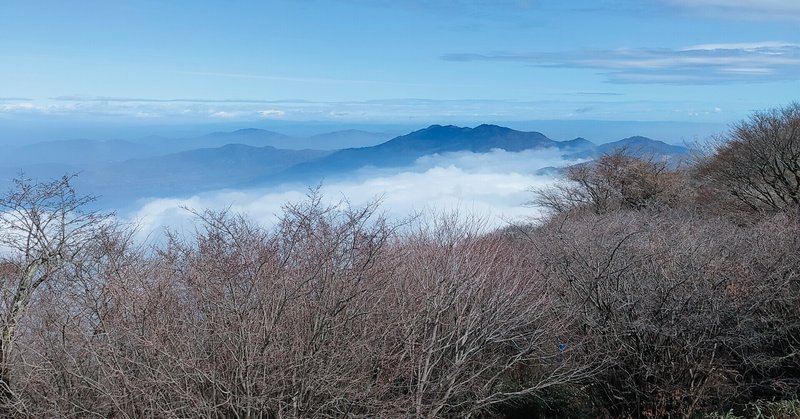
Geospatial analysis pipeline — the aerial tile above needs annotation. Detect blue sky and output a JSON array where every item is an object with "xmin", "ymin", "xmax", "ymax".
[{"xmin": 1, "ymin": 0, "xmax": 799, "ymax": 136}]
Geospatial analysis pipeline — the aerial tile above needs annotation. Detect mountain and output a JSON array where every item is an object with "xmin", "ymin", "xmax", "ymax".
[
  {"xmin": 260, "ymin": 125, "xmax": 694, "ymax": 187},
  {"xmin": 304, "ymin": 129, "xmax": 393, "ymax": 150},
  {"xmin": 374, "ymin": 124, "xmax": 557, "ymax": 153},
  {"xmin": 597, "ymin": 136, "xmax": 689, "ymax": 157},
  {"xmin": 560, "ymin": 137, "xmax": 594, "ymax": 149},
  {"xmin": 274, "ymin": 124, "xmax": 586, "ymax": 181},
  {"xmin": 0, "ymin": 124, "xmax": 693, "ymax": 208},
  {"xmin": 135, "ymin": 128, "xmax": 297, "ymax": 153},
  {"xmin": 564, "ymin": 135, "xmax": 690, "ymax": 161},
  {"xmin": 75, "ymin": 144, "xmax": 330, "ymax": 205},
  {"xmin": 132, "ymin": 128, "xmax": 393, "ymax": 151},
  {"xmin": 0, "ymin": 128, "xmax": 388, "ymax": 168}
]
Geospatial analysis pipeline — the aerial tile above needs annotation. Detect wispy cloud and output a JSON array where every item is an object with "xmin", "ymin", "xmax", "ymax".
[
  {"xmin": 0, "ymin": 97, "xmax": 729, "ymax": 123},
  {"xmin": 258, "ymin": 110, "xmax": 286, "ymax": 118},
  {"xmin": 660, "ymin": 0, "xmax": 800, "ymax": 21},
  {"xmin": 443, "ymin": 42, "xmax": 800, "ymax": 84},
  {"xmin": 209, "ymin": 111, "xmax": 240, "ymax": 119},
  {"xmin": 0, "ymin": 102, "xmax": 66, "ymax": 113}
]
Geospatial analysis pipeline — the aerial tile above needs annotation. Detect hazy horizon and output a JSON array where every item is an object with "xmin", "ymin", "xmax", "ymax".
[{"xmin": 0, "ymin": 117, "xmax": 726, "ymax": 146}]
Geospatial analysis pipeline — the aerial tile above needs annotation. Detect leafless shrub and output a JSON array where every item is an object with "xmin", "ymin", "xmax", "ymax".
[
  {"xmin": 525, "ymin": 209, "xmax": 800, "ymax": 417},
  {"xmin": 8, "ymin": 146, "xmax": 798, "ymax": 418},
  {"xmin": 379, "ymin": 211, "xmax": 591, "ymax": 417},
  {"xmin": 0, "ymin": 181, "xmax": 593, "ymax": 418},
  {"xmin": 530, "ymin": 150, "xmax": 690, "ymax": 215},
  {"xmin": 696, "ymin": 102, "xmax": 800, "ymax": 213},
  {"xmin": 0, "ymin": 175, "xmax": 112, "ymax": 416}
]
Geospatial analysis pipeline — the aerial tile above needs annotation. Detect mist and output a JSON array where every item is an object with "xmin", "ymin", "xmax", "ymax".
[{"xmin": 128, "ymin": 147, "xmax": 580, "ymax": 241}]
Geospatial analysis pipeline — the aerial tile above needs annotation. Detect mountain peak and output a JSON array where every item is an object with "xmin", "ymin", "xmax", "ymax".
[
  {"xmin": 415, "ymin": 124, "xmax": 518, "ymax": 137},
  {"xmin": 619, "ymin": 135, "xmax": 657, "ymax": 143},
  {"xmin": 560, "ymin": 137, "xmax": 595, "ymax": 149},
  {"xmin": 375, "ymin": 123, "xmax": 556, "ymax": 155},
  {"xmin": 422, "ymin": 124, "xmax": 460, "ymax": 131},
  {"xmin": 598, "ymin": 136, "xmax": 689, "ymax": 158}
]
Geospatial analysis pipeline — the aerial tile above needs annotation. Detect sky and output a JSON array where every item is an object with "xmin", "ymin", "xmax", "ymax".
[{"xmin": 1, "ymin": 0, "xmax": 799, "ymax": 141}]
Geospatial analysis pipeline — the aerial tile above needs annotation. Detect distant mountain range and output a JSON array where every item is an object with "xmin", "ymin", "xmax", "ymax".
[
  {"xmin": 0, "ymin": 128, "xmax": 391, "ymax": 167},
  {"xmin": 271, "ymin": 125, "xmax": 688, "ymax": 183},
  {"xmin": 0, "ymin": 124, "xmax": 690, "ymax": 207},
  {"xmin": 275, "ymin": 124, "xmax": 586, "ymax": 181},
  {"xmin": 74, "ymin": 145, "xmax": 331, "ymax": 203},
  {"xmin": 565, "ymin": 135, "xmax": 690, "ymax": 160}
]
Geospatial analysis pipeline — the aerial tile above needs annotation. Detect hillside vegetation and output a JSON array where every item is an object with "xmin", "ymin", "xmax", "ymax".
[{"xmin": 0, "ymin": 104, "xmax": 798, "ymax": 418}]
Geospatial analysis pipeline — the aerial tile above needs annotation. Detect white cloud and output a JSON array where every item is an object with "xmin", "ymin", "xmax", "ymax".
[
  {"xmin": 2, "ymin": 96, "xmax": 723, "ymax": 123},
  {"xmin": 128, "ymin": 148, "xmax": 579, "ymax": 241},
  {"xmin": 210, "ymin": 111, "xmax": 238, "ymax": 118},
  {"xmin": 258, "ymin": 109, "xmax": 286, "ymax": 118},
  {"xmin": 683, "ymin": 41, "xmax": 800, "ymax": 51},
  {"xmin": 0, "ymin": 102, "xmax": 40, "ymax": 111},
  {"xmin": 443, "ymin": 42, "xmax": 800, "ymax": 84}
]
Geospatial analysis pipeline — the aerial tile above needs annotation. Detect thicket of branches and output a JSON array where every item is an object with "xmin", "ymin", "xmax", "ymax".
[
  {"xmin": 0, "ymin": 185, "xmax": 592, "ymax": 418},
  {"xmin": 0, "ymin": 103, "xmax": 797, "ymax": 418},
  {"xmin": 522, "ymin": 102, "xmax": 800, "ymax": 417}
]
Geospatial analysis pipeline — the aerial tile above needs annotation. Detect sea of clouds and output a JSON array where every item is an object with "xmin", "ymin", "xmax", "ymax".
[{"xmin": 129, "ymin": 147, "xmax": 582, "ymax": 242}]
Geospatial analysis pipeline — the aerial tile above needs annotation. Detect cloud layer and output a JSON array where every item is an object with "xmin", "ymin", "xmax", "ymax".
[
  {"xmin": 0, "ymin": 96, "xmax": 733, "ymax": 124},
  {"xmin": 443, "ymin": 42, "xmax": 800, "ymax": 85},
  {"xmin": 130, "ymin": 148, "xmax": 578, "ymax": 241}
]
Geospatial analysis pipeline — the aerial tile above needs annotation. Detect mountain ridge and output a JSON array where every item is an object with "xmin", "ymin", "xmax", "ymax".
[
  {"xmin": 0, "ymin": 124, "xmax": 691, "ymax": 208},
  {"xmin": 270, "ymin": 124, "xmax": 586, "ymax": 182}
]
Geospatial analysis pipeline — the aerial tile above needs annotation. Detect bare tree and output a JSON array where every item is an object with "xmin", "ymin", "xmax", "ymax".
[
  {"xmin": 0, "ymin": 175, "xmax": 111, "ymax": 415},
  {"xmin": 383, "ymin": 211, "xmax": 592, "ymax": 418},
  {"xmin": 525, "ymin": 208, "xmax": 800, "ymax": 417},
  {"xmin": 530, "ymin": 150, "xmax": 688, "ymax": 215},
  {"xmin": 696, "ymin": 102, "xmax": 800, "ymax": 213}
]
